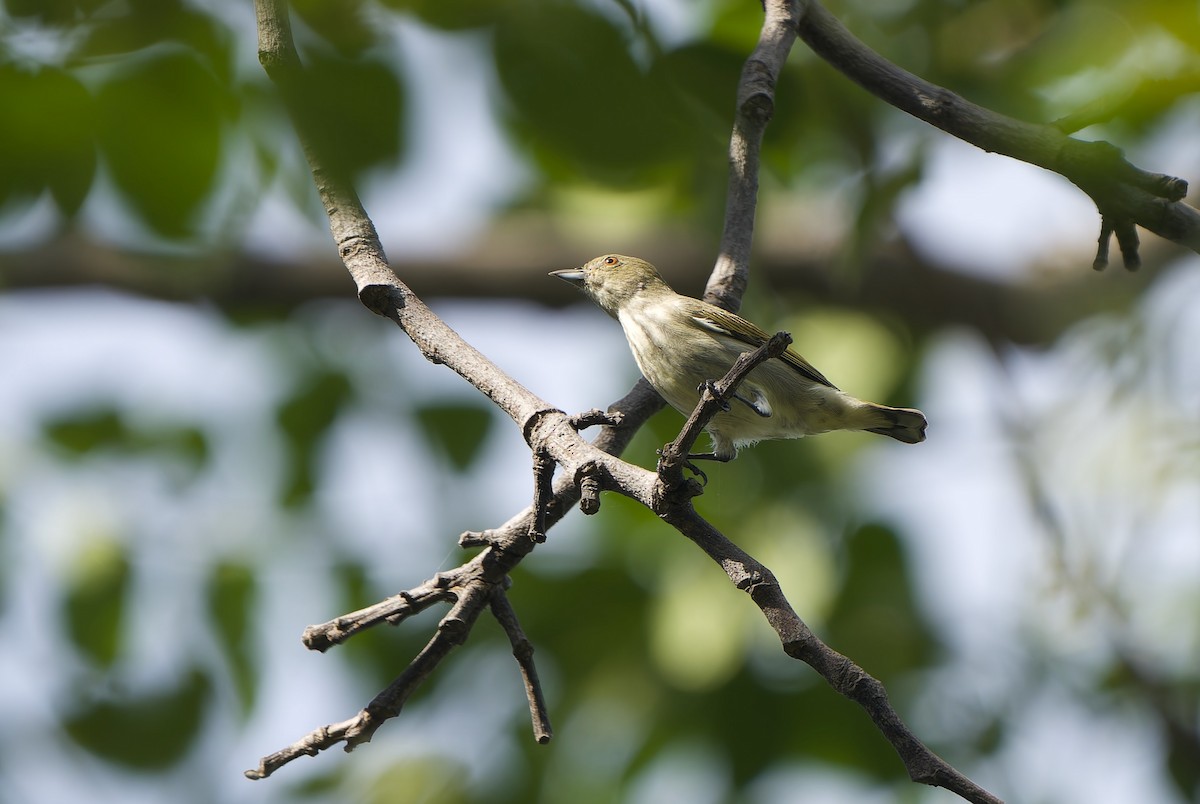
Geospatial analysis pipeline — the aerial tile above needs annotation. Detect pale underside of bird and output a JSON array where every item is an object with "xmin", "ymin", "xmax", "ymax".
[{"xmin": 552, "ymin": 254, "xmax": 927, "ymax": 461}]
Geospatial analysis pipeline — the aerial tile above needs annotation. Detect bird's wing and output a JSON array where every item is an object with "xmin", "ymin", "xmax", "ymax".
[{"xmin": 689, "ymin": 305, "xmax": 837, "ymax": 389}]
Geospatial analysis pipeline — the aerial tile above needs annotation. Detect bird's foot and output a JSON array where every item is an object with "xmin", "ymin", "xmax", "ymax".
[{"xmin": 732, "ymin": 391, "xmax": 771, "ymax": 418}]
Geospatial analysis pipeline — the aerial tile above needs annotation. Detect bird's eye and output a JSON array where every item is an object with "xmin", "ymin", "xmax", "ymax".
[{"xmin": 603, "ymin": 256, "xmax": 619, "ymax": 266}]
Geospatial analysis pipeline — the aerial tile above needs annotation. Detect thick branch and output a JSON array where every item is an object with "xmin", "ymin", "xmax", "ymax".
[
  {"xmin": 796, "ymin": 0, "xmax": 1200, "ymax": 259},
  {"xmin": 257, "ymin": 0, "xmax": 553, "ymax": 432}
]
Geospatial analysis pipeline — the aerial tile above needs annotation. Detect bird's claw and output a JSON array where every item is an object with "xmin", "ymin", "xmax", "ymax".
[
  {"xmin": 655, "ymin": 448, "xmax": 709, "ymax": 486},
  {"xmin": 683, "ymin": 459, "xmax": 709, "ymax": 486}
]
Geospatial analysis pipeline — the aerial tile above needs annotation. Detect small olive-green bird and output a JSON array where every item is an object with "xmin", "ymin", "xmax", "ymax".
[{"xmin": 551, "ymin": 254, "xmax": 926, "ymax": 461}]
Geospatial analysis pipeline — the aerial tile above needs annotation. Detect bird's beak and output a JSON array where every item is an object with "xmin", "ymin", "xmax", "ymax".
[{"xmin": 549, "ymin": 268, "xmax": 586, "ymax": 286}]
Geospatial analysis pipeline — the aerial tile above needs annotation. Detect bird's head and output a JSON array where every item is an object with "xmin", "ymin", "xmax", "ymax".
[{"xmin": 550, "ymin": 254, "xmax": 667, "ymax": 316}]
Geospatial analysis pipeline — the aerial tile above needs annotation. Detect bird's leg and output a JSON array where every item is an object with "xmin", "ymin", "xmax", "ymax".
[
  {"xmin": 685, "ymin": 451, "xmax": 733, "ymax": 463},
  {"xmin": 684, "ymin": 451, "xmax": 735, "ymax": 484},
  {"xmin": 698, "ymin": 379, "xmax": 770, "ymax": 419},
  {"xmin": 731, "ymin": 391, "xmax": 771, "ymax": 418}
]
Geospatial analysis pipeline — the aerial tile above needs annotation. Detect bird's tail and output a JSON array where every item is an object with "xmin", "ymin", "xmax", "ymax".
[{"xmin": 861, "ymin": 403, "xmax": 927, "ymax": 444}]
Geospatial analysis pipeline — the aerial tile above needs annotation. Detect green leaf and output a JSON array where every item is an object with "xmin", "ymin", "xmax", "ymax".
[
  {"xmin": 44, "ymin": 409, "xmax": 127, "ymax": 455},
  {"xmin": 206, "ymin": 561, "xmax": 258, "ymax": 715},
  {"xmin": 0, "ymin": 64, "xmax": 96, "ymax": 213},
  {"xmin": 96, "ymin": 49, "xmax": 225, "ymax": 237},
  {"xmin": 1165, "ymin": 720, "xmax": 1200, "ymax": 799},
  {"xmin": 293, "ymin": 50, "xmax": 407, "ymax": 181},
  {"xmin": 414, "ymin": 402, "xmax": 493, "ymax": 471},
  {"xmin": 291, "ymin": 0, "xmax": 378, "ymax": 55},
  {"xmin": 276, "ymin": 369, "xmax": 354, "ymax": 507},
  {"xmin": 62, "ymin": 538, "xmax": 130, "ymax": 668},
  {"xmin": 364, "ymin": 757, "xmax": 470, "ymax": 804},
  {"xmin": 654, "ymin": 42, "xmax": 742, "ymax": 137},
  {"xmin": 63, "ymin": 668, "xmax": 212, "ymax": 769},
  {"xmin": 80, "ymin": 0, "xmax": 234, "ymax": 83},
  {"xmin": 42, "ymin": 408, "xmax": 209, "ymax": 472},
  {"xmin": 823, "ymin": 523, "xmax": 941, "ymax": 685},
  {"xmin": 380, "ymin": 0, "xmax": 503, "ymax": 30},
  {"xmin": 493, "ymin": 0, "xmax": 683, "ymax": 181}
]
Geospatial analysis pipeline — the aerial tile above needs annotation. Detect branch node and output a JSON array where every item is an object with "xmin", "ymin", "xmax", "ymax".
[
  {"xmin": 459, "ymin": 530, "xmax": 493, "ymax": 548},
  {"xmin": 735, "ymin": 568, "xmax": 770, "ymax": 593},
  {"xmin": 528, "ymin": 447, "xmax": 555, "ymax": 542},
  {"xmin": 569, "ymin": 408, "xmax": 623, "ymax": 430},
  {"xmin": 574, "ymin": 461, "xmax": 605, "ymax": 515},
  {"xmin": 438, "ymin": 582, "xmax": 490, "ymax": 646}
]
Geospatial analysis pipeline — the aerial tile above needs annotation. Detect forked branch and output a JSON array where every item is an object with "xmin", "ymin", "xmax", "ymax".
[{"xmin": 244, "ymin": 0, "xmax": 1073, "ymax": 799}]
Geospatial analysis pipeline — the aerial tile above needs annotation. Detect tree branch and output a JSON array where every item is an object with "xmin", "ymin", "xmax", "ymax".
[
  {"xmin": 490, "ymin": 588, "xmax": 553, "ymax": 745},
  {"xmin": 248, "ymin": 0, "xmax": 1001, "ymax": 799},
  {"xmin": 795, "ymin": 0, "xmax": 1200, "ymax": 264},
  {"xmin": 707, "ymin": 0, "xmax": 802, "ymax": 311},
  {"xmin": 656, "ymin": 504, "xmax": 1002, "ymax": 804}
]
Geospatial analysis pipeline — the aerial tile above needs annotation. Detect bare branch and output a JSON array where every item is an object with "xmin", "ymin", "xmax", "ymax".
[
  {"xmin": 247, "ymin": 576, "xmax": 495, "ymax": 778},
  {"xmin": 568, "ymin": 408, "xmax": 624, "ymax": 430},
  {"xmin": 256, "ymin": 0, "xmax": 553, "ymax": 434},
  {"xmin": 301, "ymin": 577, "xmax": 455, "ymax": 653},
  {"xmin": 707, "ymin": 0, "xmax": 803, "ymax": 311},
  {"xmin": 655, "ymin": 504, "xmax": 1003, "ymax": 804},
  {"xmin": 795, "ymin": 0, "xmax": 1200, "ymax": 263},
  {"xmin": 574, "ymin": 462, "xmax": 604, "ymax": 515},
  {"xmin": 491, "ymin": 589, "xmax": 553, "ymax": 744},
  {"xmin": 528, "ymin": 446, "xmax": 554, "ymax": 543},
  {"xmin": 249, "ymin": 0, "xmax": 1003, "ymax": 799}
]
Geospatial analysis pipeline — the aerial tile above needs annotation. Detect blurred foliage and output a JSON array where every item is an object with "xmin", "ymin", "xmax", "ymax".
[
  {"xmin": 0, "ymin": 0, "xmax": 1198, "ymax": 803},
  {"xmin": 62, "ymin": 535, "xmax": 130, "ymax": 669},
  {"xmin": 206, "ymin": 560, "xmax": 259, "ymax": 715},
  {"xmin": 1, "ymin": 0, "xmax": 1192, "ymax": 247},
  {"xmin": 414, "ymin": 400, "xmax": 494, "ymax": 471},
  {"xmin": 276, "ymin": 367, "xmax": 354, "ymax": 507},
  {"xmin": 43, "ymin": 407, "xmax": 209, "ymax": 471},
  {"xmin": 64, "ymin": 667, "xmax": 212, "ymax": 769}
]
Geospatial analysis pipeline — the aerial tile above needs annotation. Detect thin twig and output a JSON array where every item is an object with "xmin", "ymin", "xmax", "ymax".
[
  {"xmin": 247, "ymin": 579, "xmax": 493, "ymax": 779},
  {"xmin": 302, "ymin": 580, "xmax": 456, "ymax": 652},
  {"xmin": 490, "ymin": 589, "xmax": 553, "ymax": 744},
  {"xmin": 796, "ymin": 0, "xmax": 1200, "ymax": 260}
]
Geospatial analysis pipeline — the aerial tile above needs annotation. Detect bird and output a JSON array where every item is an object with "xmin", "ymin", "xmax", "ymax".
[{"xmin": 550, "ymin": 254, "xmax": 926, "ymax": 461}]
